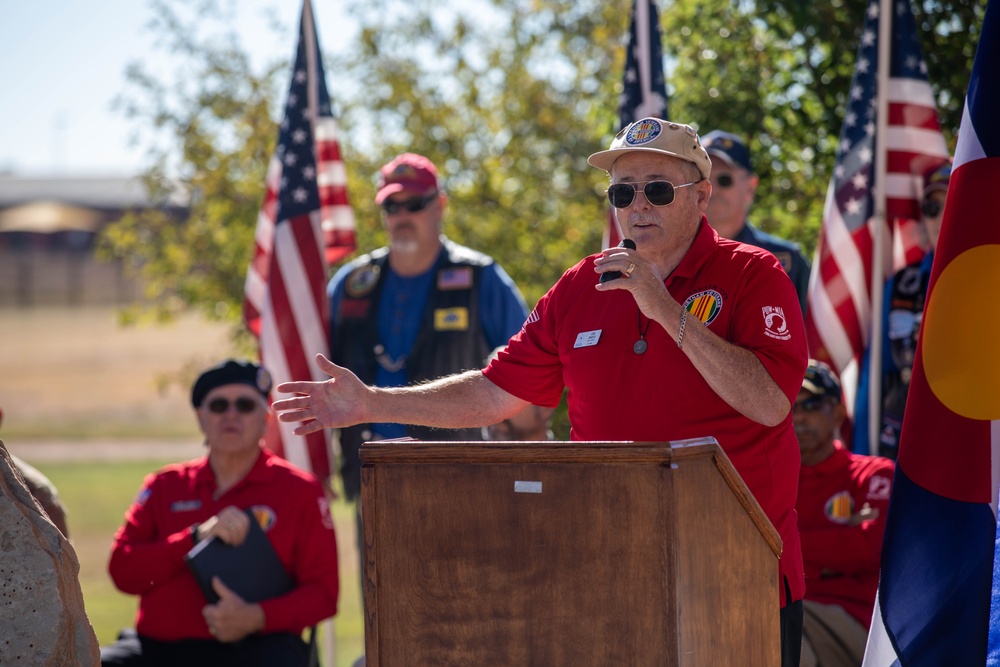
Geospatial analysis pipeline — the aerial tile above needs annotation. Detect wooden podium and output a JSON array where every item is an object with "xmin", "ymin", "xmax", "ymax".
[{"xmin": 359, "ymin": 437, "xmax": 781, "ymax": 666}]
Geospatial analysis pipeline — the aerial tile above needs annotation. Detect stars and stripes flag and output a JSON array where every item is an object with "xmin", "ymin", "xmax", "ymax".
[
  {"xmin": 605, "ymin": 0, "xmax": 668, "ymax": 249},
  {"xmin": 243, "ymin": 0, "xmax": 355, "ymax": 481},
  {"xmin": 862, "ymin": 1, "xmax": 1000, "ymax": 663},
  {"xmin": 805, "ymin": 0, "xmax": 948, "ymax": 443}
]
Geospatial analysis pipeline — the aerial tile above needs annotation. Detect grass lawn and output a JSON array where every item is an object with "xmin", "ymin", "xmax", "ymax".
[{"xmin": 33, "ymin": 459, "xmax": 365, "ymax": 667}]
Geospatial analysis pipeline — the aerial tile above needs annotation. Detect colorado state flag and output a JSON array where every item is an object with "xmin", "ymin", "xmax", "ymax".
[{"xmin": 862, "ymin": 1, "xmax": 1000, "ymax": 664}]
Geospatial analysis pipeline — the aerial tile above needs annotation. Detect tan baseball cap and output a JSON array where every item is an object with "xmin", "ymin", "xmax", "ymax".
[{"xmin": 588, "ymin": 118, "xmax": 712, "ymax": 180}]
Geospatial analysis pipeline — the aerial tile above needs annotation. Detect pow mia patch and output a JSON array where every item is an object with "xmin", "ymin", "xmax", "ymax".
[
  {"xmin": 345, "ymin": 265, "xmax": 380, "ymax": 298},
  {"xmin": 867, "ymin": 475, "xmax": 892, "ymax": 501},
  {"xmin": 762, "ymin": 305, "xmax": 791, "ymax": 340},
  {"xmin": 896, "ymin": 265, "xmax": 923, "ymax": 296}
]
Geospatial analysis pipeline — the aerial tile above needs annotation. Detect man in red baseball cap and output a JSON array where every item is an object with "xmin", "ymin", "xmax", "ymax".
[{"xmin": 325, "ymin": 153, "xmax": 529, "ymax": 630}]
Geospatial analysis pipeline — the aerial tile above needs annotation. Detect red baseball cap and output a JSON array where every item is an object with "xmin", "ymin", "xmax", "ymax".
[{"xmin": 375, "ymin": 153, "xmax": 440, "ymax": 204}]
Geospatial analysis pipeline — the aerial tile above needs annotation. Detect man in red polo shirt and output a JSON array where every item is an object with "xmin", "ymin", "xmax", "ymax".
[
  {"xmin": 795, "ymin": 360, "xmax": 894, "ymax": 667},
  {"xmin": 274, "ymin": 117, "xmax": 809, "ymax": 667}
]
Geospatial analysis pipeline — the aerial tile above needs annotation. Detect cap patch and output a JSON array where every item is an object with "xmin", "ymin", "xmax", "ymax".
[{"xmin": 624, "ymin": 118, "xmax": 663, "ymax": 145}]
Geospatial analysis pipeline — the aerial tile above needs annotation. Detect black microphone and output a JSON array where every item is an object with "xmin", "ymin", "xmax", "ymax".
[{"xmin": 599, "ymin": 238, "xmax": 637, "ymax": 283}]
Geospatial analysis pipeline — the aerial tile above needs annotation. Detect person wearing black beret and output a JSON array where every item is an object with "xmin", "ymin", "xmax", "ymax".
[{"xmin": 101, "ymin": 359, "xmax": 340, "ymax": 667}]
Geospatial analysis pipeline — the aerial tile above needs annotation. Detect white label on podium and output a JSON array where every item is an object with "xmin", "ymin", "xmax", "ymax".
[{"xmin": 514, "ymin": 481, "xmax": 543, "ymax": 493}]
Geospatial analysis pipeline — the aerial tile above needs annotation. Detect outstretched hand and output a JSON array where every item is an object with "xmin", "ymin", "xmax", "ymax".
[{"xmin": 272, "ymin": 354, "xmax": 372, "ymax": 434}]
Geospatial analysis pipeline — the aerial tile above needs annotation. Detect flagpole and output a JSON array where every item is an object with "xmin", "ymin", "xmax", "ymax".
[
  {"xmin": 637, "ymin": 0, "xmax": 651, "ymax": 97},
  {"xmin": 868, "ymin": 0, "xmax": 893, "ymax": 455}
]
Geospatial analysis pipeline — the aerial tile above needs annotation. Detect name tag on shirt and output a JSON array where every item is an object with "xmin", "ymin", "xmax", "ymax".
[{"xmin": 574, "ymin": 329, "xmax": 602, "ymax": 348}]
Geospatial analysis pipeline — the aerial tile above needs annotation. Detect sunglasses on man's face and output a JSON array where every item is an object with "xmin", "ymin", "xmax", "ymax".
[
  {"xmin": 606, "ymin": 180, "xmax": 699, "ymax": 208},
  {"xmin": 713, "ymin": 173, "xmax": 735, "ymax": 188},
  {"xmin": 921, "ymin": 198, "xmax": 943, "ymax": 218},
  {"xmin": 793, "ymin": 395, "xmax": 828, "ymax": 414},
  {"xmin": 382, "ymin": 191, "xmax": 438, "ymax": 215},
  {"xmin": 206, "ymin": 397, "xmax": 259, "ymax": 414}
]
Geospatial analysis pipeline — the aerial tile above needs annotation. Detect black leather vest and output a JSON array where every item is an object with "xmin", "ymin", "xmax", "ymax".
[{"xmin": 331, "ymin": 239, "xmax": 493, "ymax": 499}]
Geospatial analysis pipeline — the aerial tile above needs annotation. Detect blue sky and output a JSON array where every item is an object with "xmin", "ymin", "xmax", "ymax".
[{"xmin": 0, "ymin": 0, "xmax": 354, "ymax": 175}]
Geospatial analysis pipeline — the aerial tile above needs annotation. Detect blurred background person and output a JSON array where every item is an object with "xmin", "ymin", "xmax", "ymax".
[
  {"xmin": 702, "ymin": 130, "xmax": 812, "ymax": 315},
  {"xmin": 794, "ymin": 360, "xmax": 894, "ymax": 667},
  {"xmin": 876, "ymin": 162, "xmax": 951, "ymax": 458}
]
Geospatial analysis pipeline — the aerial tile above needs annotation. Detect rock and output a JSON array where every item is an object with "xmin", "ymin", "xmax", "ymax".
[{"xmin": 0, "ymin": 440, "xmax": 100, "ymax": 666}]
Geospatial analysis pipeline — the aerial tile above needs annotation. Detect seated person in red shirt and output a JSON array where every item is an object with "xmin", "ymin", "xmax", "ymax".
[
  {"xmin": 794, "ymin": 360, "xmax": 894, "ymax": 667},
  {"xmin": 100, "ymin": 359, "xmax": 339, "ymax": 667}
]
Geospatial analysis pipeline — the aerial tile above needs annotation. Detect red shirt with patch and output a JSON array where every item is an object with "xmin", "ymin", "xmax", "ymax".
[
  {"xmin": 108, "ymin": 448, "xmax": 339, "ymax": 640},
  {"xmin": 485, "ymin": 219, "xmax": 808, "ymax": 605},
  {"xmin": 797, "ymin": 441, "xmax": 895, "ymax": 627}
]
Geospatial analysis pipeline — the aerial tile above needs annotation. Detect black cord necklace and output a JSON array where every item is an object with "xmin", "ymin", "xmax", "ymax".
[{"xmin": 634, "ymin": 309, "xmax": 651, "ymax": 355}]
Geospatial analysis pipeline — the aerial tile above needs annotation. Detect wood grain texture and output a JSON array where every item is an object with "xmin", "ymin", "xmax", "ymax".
[{"xmin": 361, "ymin": 440, "xmax": 780, "ymax": 666}]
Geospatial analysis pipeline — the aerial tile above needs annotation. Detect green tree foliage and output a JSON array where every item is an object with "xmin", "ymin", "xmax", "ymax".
[
  {"xmin": 103, "ymin": 0, "xmax": 984, "ymax": 326},
  {"xmin": 98, "ymin": 0, "xmax": 284, "ymax": 329}
]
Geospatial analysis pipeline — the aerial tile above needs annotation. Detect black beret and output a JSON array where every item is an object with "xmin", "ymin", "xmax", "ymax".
[{"xmin": 191, "ymin": 359, "xmax": 273, "ymax": 407}]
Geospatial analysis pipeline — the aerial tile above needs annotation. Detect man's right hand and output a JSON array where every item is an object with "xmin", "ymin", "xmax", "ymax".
[{"xmin": 273, "ymin": 354, "xmax": 372, "ymax": 435}]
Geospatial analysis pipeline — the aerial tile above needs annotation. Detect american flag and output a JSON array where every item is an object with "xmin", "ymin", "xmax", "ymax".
[
  {"xmin": 244, "ymin": 0, "xmax": 355, "ymax": 481},
  {"xmin": 605, "ymin": 0, "xmax": 668, "ymax": 249},
  {"xmin": 805, "ymin": 0, "xmax": 948, "ymax": 435},
  {"xmin": 863, "ymin": 1, "xmax": 1000, "ymax": 663}
]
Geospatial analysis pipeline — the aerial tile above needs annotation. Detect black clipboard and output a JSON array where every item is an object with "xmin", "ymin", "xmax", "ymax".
[{"xmin": 184, "ymin": 509, "xmax": 293, "ymax": 604}]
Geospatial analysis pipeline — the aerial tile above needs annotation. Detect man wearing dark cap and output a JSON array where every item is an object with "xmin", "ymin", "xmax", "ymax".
[
  {"xmin": 279, "ymin": 118, "xmax": 808, "ymax": 666},
  {"xmin": 101, "ymin": 359, "xmax": 339, "ymax": 667},
  {"xmin": 326, "ymin": 153, "xmax": 528, "ymax": 583},
  {"xmin": 794, "ymin": 360, "xmax": 894, "ymax": 667},
  {"xmin": 702, "ymin": 130, "xmax": 812, "ymax": 314},
  {"xmin": 852, "ymin": 161, "xmax": 952, "ymax": 458}
]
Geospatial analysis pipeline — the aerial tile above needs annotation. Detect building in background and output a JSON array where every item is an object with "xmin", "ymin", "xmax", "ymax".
[{"xmin": 0, "ymin": 174, "xmax": 187, "ymax": 307}]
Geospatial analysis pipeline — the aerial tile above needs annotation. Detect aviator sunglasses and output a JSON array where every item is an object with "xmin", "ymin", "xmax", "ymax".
[
  {"xmin": 382, "ymin": 191, "xmax": 438, "ymax": 214},
  {"xmin": 606, "ymin": 180, "xmax": 700, "ymax": 208},
  {"xmin": 713, "ymin": 173, "xmax": 735, "ymax": 188},
  {"xmin": 206, "ymin": 397, "xmax": 259, "ymax": 414},
  {"xmin": 793, "ymin": 395, "xmax": 828, "ymax": 414},
  {"xmin": 921, "ymin": 199, "xmax": 943, "ymax": 218}
]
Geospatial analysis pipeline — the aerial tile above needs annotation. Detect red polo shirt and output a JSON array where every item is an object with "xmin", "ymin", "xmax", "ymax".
[
  {"xmin": 108, "ymin": 448, "xmax": 339, "ymax": 641},
  {"xmin": 797, "ymin": 441, "xmax": 894, "ymax": 627},
  {"xmin": 485, "ymin": 219, "xmax": 808, "ymax": 604}
]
